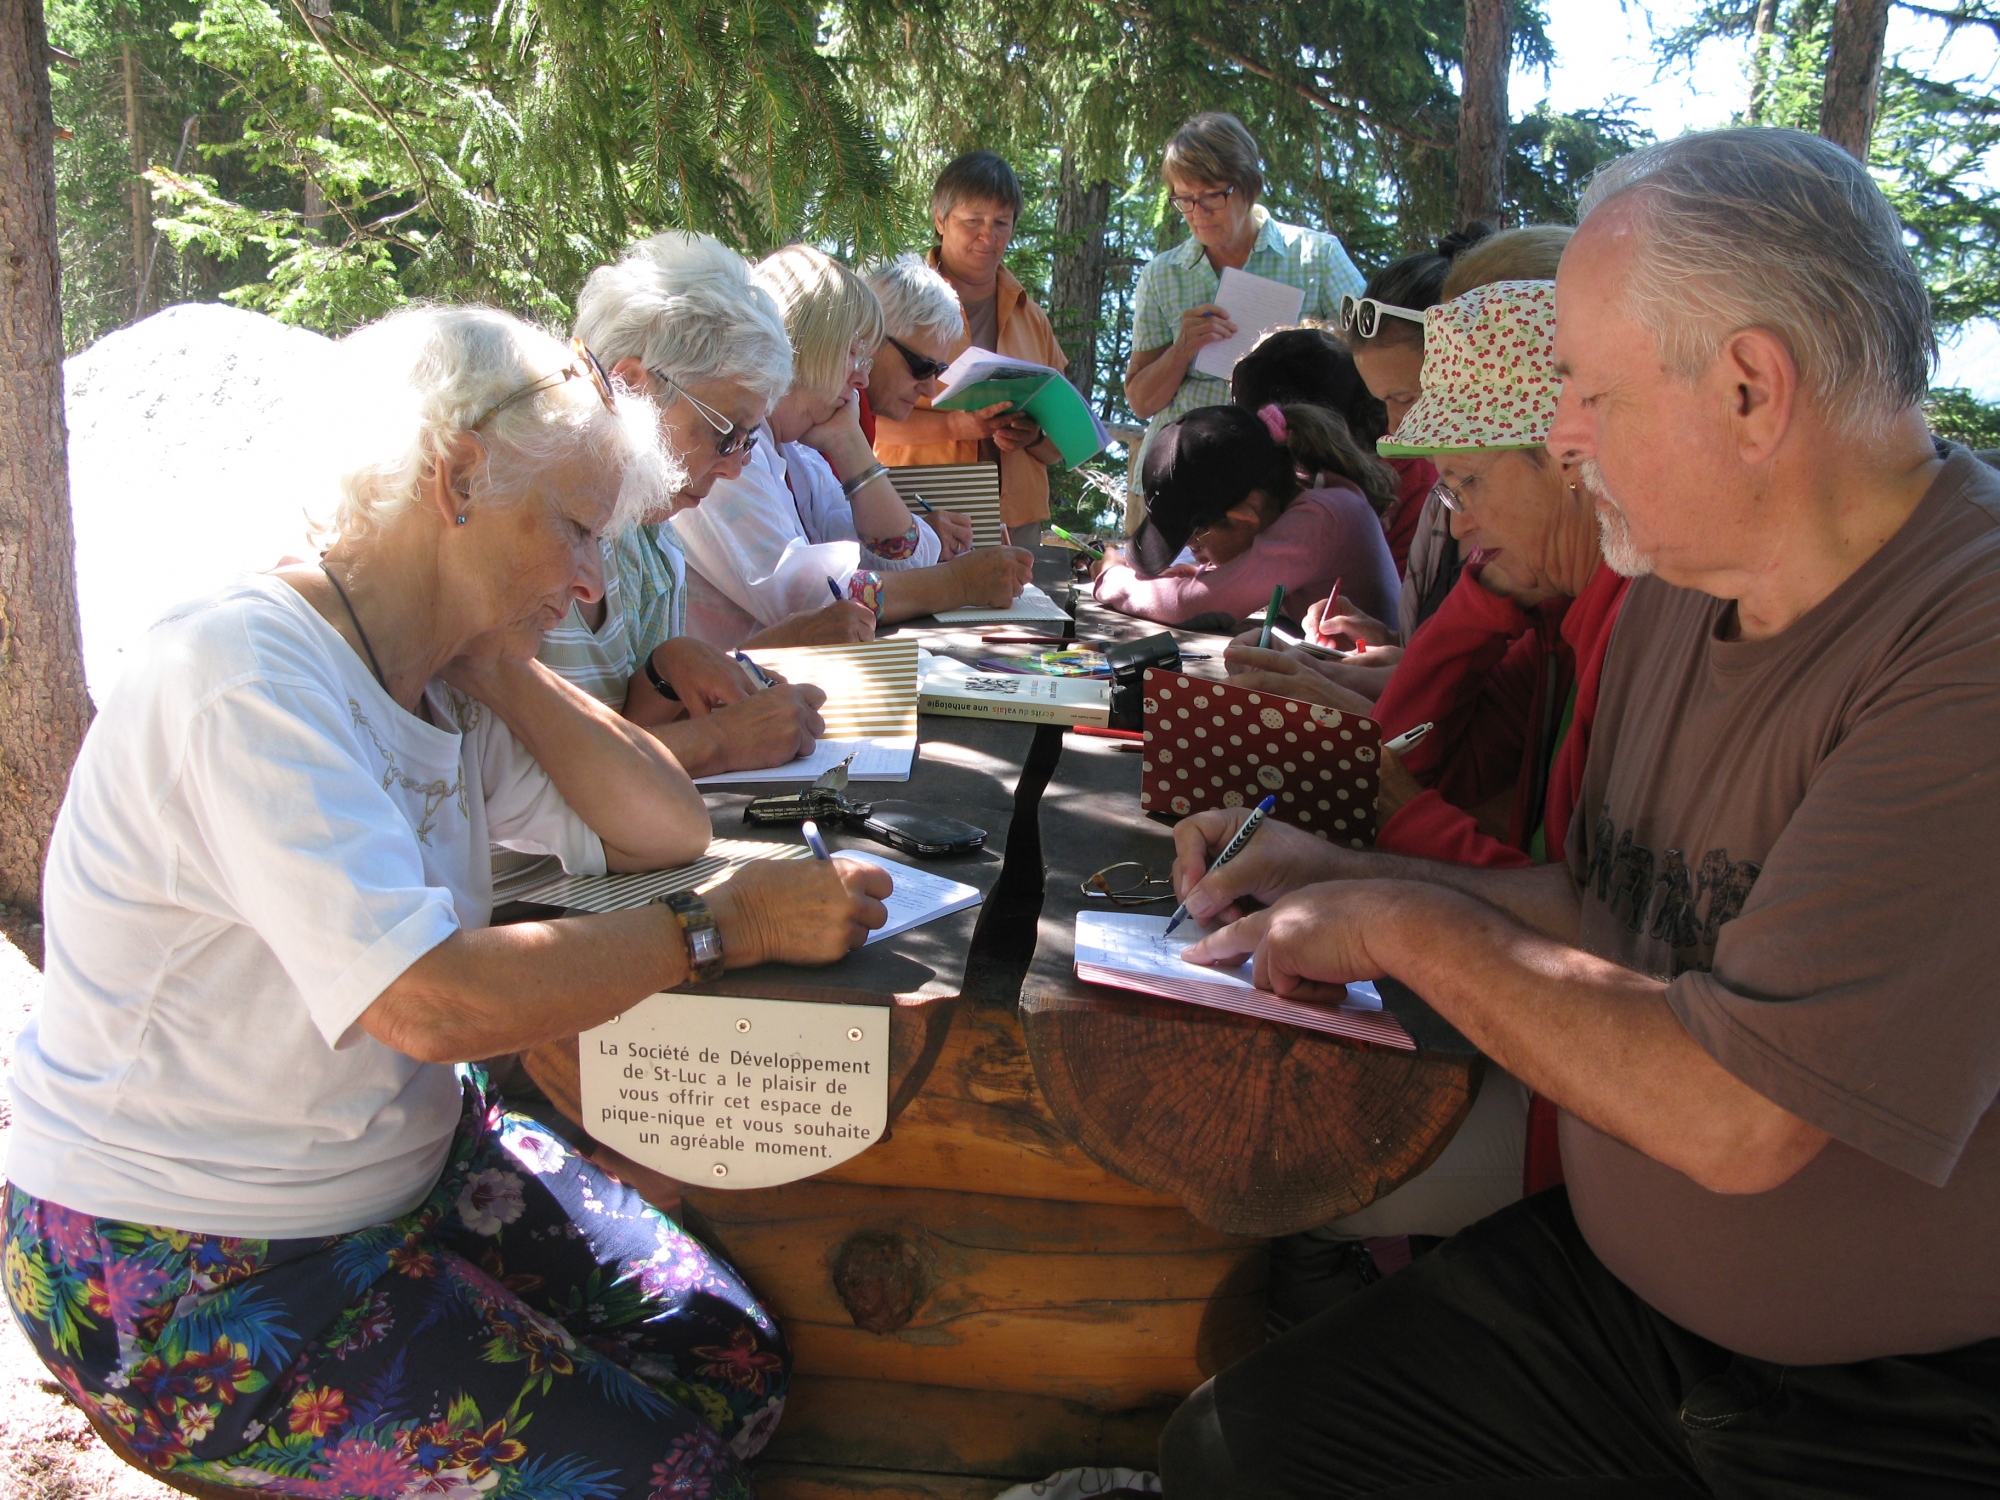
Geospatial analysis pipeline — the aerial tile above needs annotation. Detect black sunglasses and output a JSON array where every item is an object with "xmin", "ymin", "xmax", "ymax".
[{"xmin": 887, "ymin": 336, "xmax": 950, "ymax": 383}]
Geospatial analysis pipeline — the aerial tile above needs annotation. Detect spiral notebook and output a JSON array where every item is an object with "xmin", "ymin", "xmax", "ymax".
[
  {"xmin": 1073, "ymin": 910, "xmax": 1414, "ymax": 1050},
  {"xmin": 695, "ymin": 637, "xmax": 919, "ymax": 784}
]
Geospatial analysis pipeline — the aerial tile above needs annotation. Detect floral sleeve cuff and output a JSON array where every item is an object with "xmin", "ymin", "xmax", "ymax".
[
  {"xmin": 863, "ymin": 523, "xmax": 922, "ymax": 562},
  {"xmin": 845, "ymin": 571, "xmax": 884, "ymax": 617}
]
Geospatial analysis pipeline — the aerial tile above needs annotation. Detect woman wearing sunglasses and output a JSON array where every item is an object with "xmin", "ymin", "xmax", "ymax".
[
  {"xmin": 1124, "ymin": 112, "xmax": 1365, "ymax": 479},
  {"xmin": 674, "ymin": 245, "xmax": 1035, "ymax": 648},
  {"xmin": 870, "ymin": 151, "xmax": 1070, "ymax": 550},
  {"xmin": 3, "ymin": 305, "xmax": 893, "ymax": 1498}
]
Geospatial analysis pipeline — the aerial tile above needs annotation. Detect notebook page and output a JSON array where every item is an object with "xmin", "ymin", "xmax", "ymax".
[
  {"xmin": 931, "ymin": 583, "xmax": 1073, "ymax": 624},
  {"xmin": 1193, "ymin": 268, "xmax": 1308, "ymax": 381},
  {"xmin": 833, "ymin": 850, "xmax": 984, "ymax": 943},
  {"xmin": 1075, "ymin": 909, "xmax": 1384, "ymax": 1012}
]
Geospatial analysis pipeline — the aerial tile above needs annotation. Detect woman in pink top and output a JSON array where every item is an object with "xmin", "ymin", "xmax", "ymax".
[{"xmin": 1094, "ymin": 403, "xmax": 1401, "ymax": 632}]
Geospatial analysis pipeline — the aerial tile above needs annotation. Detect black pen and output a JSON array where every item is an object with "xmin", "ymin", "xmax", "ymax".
[{"xmin": 1164, "ymin": 794, "xmax": 1277, "ymax": 937}]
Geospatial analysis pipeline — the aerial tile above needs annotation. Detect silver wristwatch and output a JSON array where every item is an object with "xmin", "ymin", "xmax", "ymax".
[{"xmin": 658, "ymin": 890, "xmax": 725, "ymax": 982}]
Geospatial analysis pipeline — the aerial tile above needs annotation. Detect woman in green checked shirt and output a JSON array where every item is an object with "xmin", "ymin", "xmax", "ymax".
[{"xmin": 1124, "ymin": 113, "xmax": 1367, "ymax": 499}]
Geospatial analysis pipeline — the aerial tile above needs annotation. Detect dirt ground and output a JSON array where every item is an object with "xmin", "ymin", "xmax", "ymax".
[{"xmin": 0, "ymin": 915, "xmax": 177, "ymax": 1499}]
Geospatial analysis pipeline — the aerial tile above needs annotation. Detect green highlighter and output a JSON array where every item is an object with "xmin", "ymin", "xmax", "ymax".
[
  {"xmin": 1047, "ymin": 524, "xmax": 1104, "ymax": 559},
  {"xmin": 1257, "ymin": 584, "xmax": 1285, "ymax": 649}
]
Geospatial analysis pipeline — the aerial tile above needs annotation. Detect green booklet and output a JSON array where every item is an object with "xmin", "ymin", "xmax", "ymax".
[{"xmin": 931, "ymin": 348, "xmax": 1111, "ymax": 469}]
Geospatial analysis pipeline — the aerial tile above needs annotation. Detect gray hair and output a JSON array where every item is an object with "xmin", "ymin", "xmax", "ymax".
[
  {"xmin": 574, "ymin": 231, "xmax": 793, "ymax": 403},
  {"xmin": 865, "ymin": 254, "xmax": 966, "ymax": 348},
  {"xmin": 1579, "ymin": 127, "xmax": 1934, "ymax": 439},
  {"xmin": 324, "ymin": 306, "xmax": 676, "ymax": 542}
]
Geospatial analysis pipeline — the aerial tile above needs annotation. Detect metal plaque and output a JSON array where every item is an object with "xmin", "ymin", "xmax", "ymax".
[{"xmin": 579, "ymin": 993, "xmax": 889, "ymax": 1189}]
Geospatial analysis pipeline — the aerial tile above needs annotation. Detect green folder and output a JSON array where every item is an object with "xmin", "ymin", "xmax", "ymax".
[{"xmin": 932, "ymin": 360, "xmax": 1110, "ymax": 469}]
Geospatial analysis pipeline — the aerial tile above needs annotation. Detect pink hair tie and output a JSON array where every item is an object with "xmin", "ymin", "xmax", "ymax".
[{"xmin": 1257, "ymin": 403, "xmax": 1288, "ymax": 444}]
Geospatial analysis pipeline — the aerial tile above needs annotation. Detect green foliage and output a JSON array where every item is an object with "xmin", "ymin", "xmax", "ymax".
[
  {"xmin": 1658, "ymin": 1, "xmax": 2000, "ymax": 335},
  {"xmin": 1926, "ymin": 385, "xmax": 2000, "ymax": 447}
]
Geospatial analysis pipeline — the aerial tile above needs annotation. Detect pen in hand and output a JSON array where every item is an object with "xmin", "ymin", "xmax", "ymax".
[
  {"xmin": 734, "ymin": 651, "xmax": 773, "ymax": 689},
  {"xmin": 1164, "ymin": 793, "xmax": 1276, "ymax": 937},
  {"xmin": 801, "ymin": 819, "xmax": 833, "ymax": 860},
  {"xmin": 827, "ymin": 577, "xmax": 845, "ymax": 605}
]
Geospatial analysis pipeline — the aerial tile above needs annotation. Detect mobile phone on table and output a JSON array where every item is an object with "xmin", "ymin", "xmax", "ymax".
[{"xmin": 858, "ymin": 801, "xmax": 987, "ymax": 857}]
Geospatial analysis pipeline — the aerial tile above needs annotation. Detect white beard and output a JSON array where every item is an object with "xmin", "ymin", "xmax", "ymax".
[{"xmin": 1582, "ymin": 459, "xmax": 1656, "ymax": 579}]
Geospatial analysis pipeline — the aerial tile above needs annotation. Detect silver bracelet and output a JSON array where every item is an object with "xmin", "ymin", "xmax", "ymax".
[{"xmin": 840, "ymin": 462, "xmax": 888, "ymax": 498}]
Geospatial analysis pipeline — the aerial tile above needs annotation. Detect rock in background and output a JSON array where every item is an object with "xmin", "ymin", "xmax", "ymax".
[{"xmin": 64, "ymin": 304, "xmax": 337, "ymax": 701}]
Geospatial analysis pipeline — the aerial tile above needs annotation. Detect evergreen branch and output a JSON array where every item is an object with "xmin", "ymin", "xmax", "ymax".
[{"xmin": 284, "ymin": 0, "xmax": 441, "ymax": 221}]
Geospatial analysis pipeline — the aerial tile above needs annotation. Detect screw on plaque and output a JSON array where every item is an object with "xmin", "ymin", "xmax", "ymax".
[
  {"xmin": 847, "ymin": 1027, "xmax": 863, "ymax": 1041},
  {"xmin": 735, "ymin": 1019, "xmax": 751, "ymax": 1033},
  {"xmin": 712, "ymin": 1163, "xmax": 728, "ymax": 1178}
]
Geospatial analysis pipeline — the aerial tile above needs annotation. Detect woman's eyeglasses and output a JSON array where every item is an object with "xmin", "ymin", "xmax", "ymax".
[
  {"xmin": 1338, "ymin": 295, "xmax": 1428, "ymax": 340},
  {"xmin": 1081, "ymin": 862, "xmax": 1177, "ymax": 906},
  {"xmin": 1169, "ymin": 184, "xmax": 1239, "ymax": 216},
  {"xmin": 887, "ymin": 336, "xmax": 950, "ymax": 382},
  {"xmin": 1430, "ymin": 479, "xmax": 1466, "ymax": 515},
  {"xmin": 471, "ymin": 338, "xmax": 616, "ymax": 429},
  {"xmin": 655, "ymin": 372, "xmax": 759, "ymax": 459}
]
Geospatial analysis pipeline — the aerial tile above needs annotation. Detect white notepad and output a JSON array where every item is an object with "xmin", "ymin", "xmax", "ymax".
[
  {"xmin": 503, "ymin": 841, "xmax": 979, "ymax": 945},
  {"xmin": 836, "ymin": 850, "xmax": 984, "ymax": 943},
  {"xmin": 1193, "ymin": 267, "xmax": 1309, "ymax": 381},
  {"xmin": 695, "ymin": 638, "xmax": 919, "ymax": 784},
  {"xmin": 931, "ymin": 583, "xmax": 1073, "ymax": 625},
  {"xmin": 1073, "ymin": 909, "xmax": 1413, "ymax": 1050}
]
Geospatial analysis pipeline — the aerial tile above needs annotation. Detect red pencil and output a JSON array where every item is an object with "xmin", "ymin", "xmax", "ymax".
[{"xmin": 1315, "ymin": 577, "xmax": 1343, "ymax": 646}]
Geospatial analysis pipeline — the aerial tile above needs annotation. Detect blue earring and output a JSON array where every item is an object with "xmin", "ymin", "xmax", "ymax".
[{"xmin": 455, "ymin": 514, "xmax": 468, "ymax": 525}]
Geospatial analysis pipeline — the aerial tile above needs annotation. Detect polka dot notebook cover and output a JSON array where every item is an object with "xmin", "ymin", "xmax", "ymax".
[{"xmin": 1140, "ymin": 670, "xmax": 1380, "ymax": 846}]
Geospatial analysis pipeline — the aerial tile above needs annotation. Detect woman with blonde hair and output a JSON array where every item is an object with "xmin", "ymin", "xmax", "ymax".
[
  {"xmin": 673, "ymin": 244, "xmax": 1033, "ymax": 646},
  {"xmin": 3, "ymin": 305, "xmax": 892, "ymax": 1497}
]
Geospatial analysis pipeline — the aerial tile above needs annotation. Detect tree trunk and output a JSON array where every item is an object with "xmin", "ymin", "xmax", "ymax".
[
  {"xmin": 0, "ymin": 0, "xmax": 93, "ymax": 915},
  {"xmin": 1456, "ymin": 0, "xmax": 1509, "ymax": 228},
  {"xmin": 1047, "ymin": 154, "xmax": 1112, "ymax": 409},
  {"xmin": 120, "ymin": 16, "xmax": 149, "ymax": 308},
  {"xmin": 1820, "ymin": 0, "xmax": 1891, "ymax": 160},
  {"xmin": 1746, "ymin": 0, "xmax": 1781, "ymax": 123}
]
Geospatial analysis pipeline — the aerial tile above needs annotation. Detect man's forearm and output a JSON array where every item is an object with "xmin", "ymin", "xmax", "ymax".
[
  {"xmin": 1368, "ymin": 883, "xmax": 1828, "ymax": 1193},
  {"xmin": 1358, "ymin": 848, "xmax": 1582, "ymax": 941}
]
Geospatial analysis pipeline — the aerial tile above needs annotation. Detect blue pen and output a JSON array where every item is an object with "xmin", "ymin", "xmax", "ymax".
[
  {"xmin": 907, "ymin": 492, "xmax": 935, "ymax": 515},
  {"xmin": 1163, "ymin": 794, "xmax": 1277, "ymax": 937},
  {"xmin": 827, "ymin": 577, "xmax": 844, "ymax": 604},
  {"xmin": 801, "ymin": 819, "xmax": 833, "ymax": 860},
  {"xmin": 734, "ymin": 651, "xmax": 773, "ymax": 688}
]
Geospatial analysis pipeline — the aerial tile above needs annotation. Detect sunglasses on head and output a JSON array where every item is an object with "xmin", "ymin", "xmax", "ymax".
[
  {"xmin": 654, "ymin": 372, "xmax": 760, "ymax": 458},
  {"xmin": 471, "ymin": 337, "xmax": 616, "ymax": 429},
  {"xmin": 1338, "ymin": 295, "xmax": 1428, "ymax": 340},
  {"xmin": 887, "ymin": 336, "xmax": 950, "ymax": 383}
]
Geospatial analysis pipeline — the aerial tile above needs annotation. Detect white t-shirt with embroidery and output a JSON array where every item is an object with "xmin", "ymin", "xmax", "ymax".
[{"xmin": 6, "ymin": 574, "xmax": 605, "ymax": 1238}]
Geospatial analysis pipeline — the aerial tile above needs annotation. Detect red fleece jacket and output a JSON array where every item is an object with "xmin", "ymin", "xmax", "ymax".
[
  {"xmin": 1381, "ymin": 457, "xmax": 1437, "ymax": 577},
  {"xmin": 1370, "ymin": 560, "xmax": 1630, "ymax": 870}
]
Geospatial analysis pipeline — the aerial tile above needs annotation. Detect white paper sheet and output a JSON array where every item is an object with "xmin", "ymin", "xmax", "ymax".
[
  {"xmin": 1075, "ymin": 910, "xmax": 1383, "ymax": 1010},
  {"xmin": 1193, "ymin": 267, "xmax": 1309, "ymax": 381},
  {"xmin": 692, "ymin": 735, "xmax": 916, "ymax": 786},
  {"xmin": 833, "ymin": 850, "xmax": 984, "ymax": 943},
  {"xmin": 930, "ymin": 583, "xmax": 1073, "ymax": 625}
]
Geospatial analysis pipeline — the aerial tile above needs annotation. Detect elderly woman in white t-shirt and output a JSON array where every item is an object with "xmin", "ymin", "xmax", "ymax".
[{"xmin": 2, "ymin": 306, "xmax": 889, "ymax": 1498}]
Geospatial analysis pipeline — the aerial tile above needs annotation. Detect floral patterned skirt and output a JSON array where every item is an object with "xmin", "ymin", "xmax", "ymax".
[{"xmin": 1, "ymin": 1071, "xmax": 788, "ymax": 1498}]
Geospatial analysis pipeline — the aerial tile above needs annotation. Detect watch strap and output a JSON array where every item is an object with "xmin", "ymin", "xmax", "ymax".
[
  {"xmin": 657, "ymin": 889, "xmax": 725, "ymax": 981},
  {"xmin": 642, "ymin": 651, "xmax": 681, "ymax": 702}
]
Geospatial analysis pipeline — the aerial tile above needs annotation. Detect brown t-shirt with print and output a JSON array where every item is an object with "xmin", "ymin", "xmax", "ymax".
[{"xmin": 1563, "ymin": 447, "xmax": 2000, "ymax": 1365}]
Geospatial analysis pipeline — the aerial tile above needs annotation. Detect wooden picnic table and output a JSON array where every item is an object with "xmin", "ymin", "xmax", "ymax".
[{"xmin": 516, "ymin": 556, "xmax": 1483, "ymax": 1497}]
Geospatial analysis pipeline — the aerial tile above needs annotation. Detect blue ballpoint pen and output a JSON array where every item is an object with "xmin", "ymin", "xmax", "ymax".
[
  {"xmin": 733, "ymin": 651, "xmax": 773, "ymax": 688},
  {"xmin": 801, "ymin": 820, "xmax": 833, "ymax": 860},
  {"xmin": 827, "ymin": 577, "xmax": 844, "ymax": 604},
  {"xmin": 1163, "ymin": 794, "xmax": 1278, "ymax": 937}
]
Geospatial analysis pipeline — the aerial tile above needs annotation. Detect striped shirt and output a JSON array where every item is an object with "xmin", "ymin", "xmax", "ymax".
[
  {"xmin": 1131, "ymin": 207, "xmax": 1364, "ymax": 453},
  {"xmin": 534, "ymin": 523, "xmax": 687, "ymax": 710}
]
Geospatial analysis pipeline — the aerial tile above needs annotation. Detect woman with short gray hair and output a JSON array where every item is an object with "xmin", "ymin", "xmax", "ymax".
[
  {"xmin": 3, "ymin": 304, "xmax": 891, "ymax": 1497},
  {"xmin": 1126, "ymin": 112, "xmax": 1366, "ymax": 471}
]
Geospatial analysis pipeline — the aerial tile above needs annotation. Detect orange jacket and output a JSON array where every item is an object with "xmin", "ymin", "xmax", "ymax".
[{"xmin": 872, "ymin": 258, "xmax": 1068, "ymax": 528}]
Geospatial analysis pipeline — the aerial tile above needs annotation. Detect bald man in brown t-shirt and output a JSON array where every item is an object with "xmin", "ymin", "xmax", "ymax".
[{"xmin": 1157, "ymin": 129, "xmax": 2000, "ymax": 1499}]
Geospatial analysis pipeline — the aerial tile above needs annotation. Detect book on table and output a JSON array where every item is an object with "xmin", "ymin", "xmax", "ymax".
[
  {"xmin": 918, "ymin": 650, "xmax": 1112, "ymax": 727},
  {"xmin": 1073, "ymin": 909, "xmax": 1414, "ymax": 1050},
  {"xmin": 1141, "ymin": 669, "xmax": 1379, "ymax": 847},
  {"xmin": 930, "ymin": 347, "xmax": 1111, "ymax": 468},
  {"xmin": 694, "ymin": 638, "xmax": 919, "ymax": 785}
]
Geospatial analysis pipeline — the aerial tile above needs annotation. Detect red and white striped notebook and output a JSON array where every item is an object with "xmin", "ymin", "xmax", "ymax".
[{"xmin": 1073, "ymin": 910, "xmax": 1415, "ymax": 1051}]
